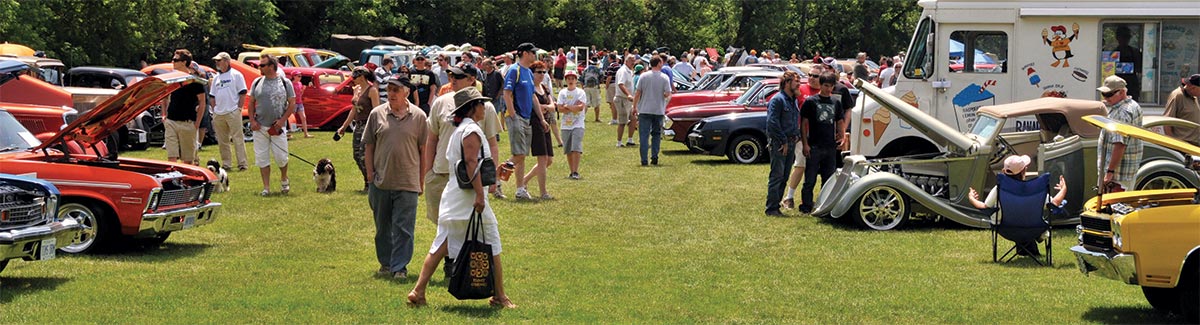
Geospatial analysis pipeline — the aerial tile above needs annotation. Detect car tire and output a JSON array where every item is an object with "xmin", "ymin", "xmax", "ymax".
[
  {"xmin": 139, "ymin": 232, "xmax": 171, "ymax": 248},
  {"xmin": 853, "ymin": 186, "xmax": 909, "ymax": 231},
  {"xmin": 58, "ymin": 202, "xmax": 115, "ymax": 254},
  {"xmin": 726, "ymin": 135, "xmax": 764, "ymax": 164},
  {"xmin": 1142, "ymin": 286, "xmax": 1180, "ymax": 314},
  {"xmin": 1137, "ymin": 172, "xmax": 1189, "ymax": 191}
]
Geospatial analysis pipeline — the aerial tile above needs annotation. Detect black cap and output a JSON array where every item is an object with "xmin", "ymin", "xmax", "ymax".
[
  {"xmin": 449, "ymin": 64, "xmax": 479, "ymax": 78},
  {"xmin": 387, "ymin": 74, "xmax": 413, "ymax": 88},
  {"xmin": 1189, "ymin": 74, "xmax": 1200, "ymax": 87},
  {"xmin": 516, "ymin": 42, "xmax": 540, "ymax": 54}
]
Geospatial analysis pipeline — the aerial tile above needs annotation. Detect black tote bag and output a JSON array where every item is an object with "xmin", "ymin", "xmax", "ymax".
[{"xmin": 448, "ymin": 209, "xmax": 495, "ymax": 300}]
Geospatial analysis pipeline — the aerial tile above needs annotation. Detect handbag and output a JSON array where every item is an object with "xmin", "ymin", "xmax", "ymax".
[
  {"xmin": 448, "ymin": 208, "xmax": 495, "ymax": 300},
  {"xmin": 455, "ymin": 125, "xmax": 497, "ymax": 189}
]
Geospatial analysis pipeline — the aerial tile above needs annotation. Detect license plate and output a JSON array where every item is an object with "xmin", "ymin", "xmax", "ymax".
[
  {"xmin": 138, "ymin": 132, "xmax": 147, "ymax": 143},
  {"xmin": 183, "ymin": 215, "xmax": 196, "ymax": 229},
  {"xmin": 40, "ymin": 238, "xmax": 56, "ymax": 260}
]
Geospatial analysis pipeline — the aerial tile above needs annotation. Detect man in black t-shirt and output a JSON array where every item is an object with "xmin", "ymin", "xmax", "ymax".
[
  {"xmin": 407, "ymin": 56, "xmax": 440, "ymax": 114},
  {"xmin": 798, "ymin": 71, "xmax": 843, "ymax": 213},
  {"xmin": 162, "ymin": 49, "xmax": 207, "ymax": 165}
]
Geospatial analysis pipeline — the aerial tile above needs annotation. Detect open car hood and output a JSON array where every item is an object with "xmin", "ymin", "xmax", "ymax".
[
  {"xmin": 1142, "ymin": 115, "xmax": 1200, "ymax": 130},
  {"xmin": 1083, "ymin": 115, "xmax": 1200, "ymax": 156},
  {"xmin": 855, "ymin": 80, "xmax": 976, "ymax": 152},
  {"xmin": 34, "ymin": 71, "xmax": 200, "ymax": 151},
  {"xmin": 0, "ymin": 60, "xmax": 29, "ymax": 85}
]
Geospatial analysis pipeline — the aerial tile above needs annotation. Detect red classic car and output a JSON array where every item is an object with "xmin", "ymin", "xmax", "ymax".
[
  {"xmin": 276, "ymin": 67, "xmax": 354, "ymax": 129},
  {"xmin": 0, "ymin": 72, "xmax": 221, "ymax": 253},
  {"xmin": 665, "ymin": 69, "xmax": 781, "ymax": 113},
  {"xmin": 665, "ymin": 78, "xmax": 782, "ymax": 142}
]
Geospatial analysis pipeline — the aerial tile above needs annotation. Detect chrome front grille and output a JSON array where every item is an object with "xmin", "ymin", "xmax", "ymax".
[
  {"xmin": 1080, "ymin": 216, "xmax": 1111, "ymax": 232},
  {"xmin": 0, "ymin": 201, "xmax": 46, "ymax": 230},
  {"xmin": 158, "ymin": 186, "xmax": 204, "ymax": 207}
]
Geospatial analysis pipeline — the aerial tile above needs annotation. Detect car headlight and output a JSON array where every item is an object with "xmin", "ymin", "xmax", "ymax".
[
  {"xmin": 145, "ymin": 188, "xmax": 162, "ymax": 212},
  {"xmin": 664, "ymin": 117, "xmax": 674, "ymax": 130}
]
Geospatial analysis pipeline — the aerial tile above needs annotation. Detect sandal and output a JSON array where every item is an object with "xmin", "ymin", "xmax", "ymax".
[
  {"xmin": 489, "ymin": 297, "xmax": 517, "ymax": 309},
  {"xmin": 407, "ymin": 291, "xmax": 426, "ymax": 306}
]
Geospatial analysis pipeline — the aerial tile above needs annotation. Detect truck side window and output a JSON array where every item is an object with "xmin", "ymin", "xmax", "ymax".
[
  {"xmin": 949, "ymin": 31, "xmax": 1007, "ymax": 74},
  {"xmin": 904, "ymin": 17, "xmax": 933, "ymax": 79}
]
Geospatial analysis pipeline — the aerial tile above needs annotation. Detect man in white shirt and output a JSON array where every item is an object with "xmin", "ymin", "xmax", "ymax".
[
  {"xmin": 208, "ymin": 52, "xmax": 248, "ymax": 171},
  {"xmin": 614, "ymin": 54, "xmax": 638, "ymax": 147}
]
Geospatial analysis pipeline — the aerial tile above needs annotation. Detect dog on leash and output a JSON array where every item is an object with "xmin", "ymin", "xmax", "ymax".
[
  {"xmin": 206, "ymin": 159, "xmax": 230, "ymax": 193},
  {"xmin": 314, "ymin": 158, "xmax": 337, "ymax": 193}
]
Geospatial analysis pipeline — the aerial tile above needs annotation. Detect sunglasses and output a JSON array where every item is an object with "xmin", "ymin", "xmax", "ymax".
[
  {"xmin": 450, "ymin": 74, "xmax": 468, "ymax": 80},
  {"xmin": 535, "ymin": 70, "xmax": 548, "ymax": 74},
  {"xmin": 259, "ymin": 62, "xmax": 276, "ymax": 68},
  {"xmin": 1101, "ymin": 90, "xmax": 1119, "ymax": 98},
  {"xmin": 172, "ymin": 58, "xmax": 186, "ymax": 62}
]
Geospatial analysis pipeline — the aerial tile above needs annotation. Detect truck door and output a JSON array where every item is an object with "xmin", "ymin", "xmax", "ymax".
[{"xmin": 937, "ymin": 24, "xmax": 1014, "ymax": 133}]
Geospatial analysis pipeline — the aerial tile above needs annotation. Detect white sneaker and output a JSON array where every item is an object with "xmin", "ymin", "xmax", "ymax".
[
  {"xmin": 625, "ymin": 140, "xmax": 636, "ymax": 146},
  {"xmin": 515, "ymin": 187, "xmax": 532, "ymax": 200},
  {"xmin": 616, "ymin": 141, "xmax": 624, "ymax": 148},
  {"xmin": 280, "ymin": 179, "xmax": 290, "ymax": 194},
  {"xmin": 609, "ymin": 119, "xmax": 617, "ymax": 125}
]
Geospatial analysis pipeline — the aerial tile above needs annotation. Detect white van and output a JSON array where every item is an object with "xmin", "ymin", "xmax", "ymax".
[{"xmin": 853, "ymin": 0, "xmax": 1200, "ymax": 158}]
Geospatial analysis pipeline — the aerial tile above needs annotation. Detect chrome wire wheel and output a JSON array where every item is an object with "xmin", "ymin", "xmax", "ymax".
[
  {"xmin": 58, "ymin": 203, "xmax": 99, "ymax": 253},
  {"xmin": 856, "ymin": 186, "xmax": 908, "ymax": 231}
]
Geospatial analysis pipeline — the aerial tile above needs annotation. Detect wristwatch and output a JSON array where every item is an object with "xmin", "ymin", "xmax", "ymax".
[{"xmin": 1106, "ymin": 169, "xmax": 1116, "ymax": 174}]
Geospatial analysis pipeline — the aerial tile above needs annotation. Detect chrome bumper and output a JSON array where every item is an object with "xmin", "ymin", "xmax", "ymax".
[
  {"xmin": 1071, "ymin": 245, "xmax": 1137, "ymax": 285},
  {"xmin": 0, "ymin": 218, "xmax": 82, "ymax": 261},
  {"xmin": 138, "ymin": 202, "xmax": 221, "ymax": 236}
]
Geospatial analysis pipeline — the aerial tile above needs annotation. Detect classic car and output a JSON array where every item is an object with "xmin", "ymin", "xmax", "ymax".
[
  {"xmin": 811, "ymin": 81, "xmax": 1199, "ymax": 230},
  {"xmin": 0, "ymin": 54, "xmax": 65, "ymax": 86},
  {"xmin": 665, "ymin": 69, "xmax": 781, "ymax": 112},
  {"xmin": 272, "ymin": 67, "xmax": 353, "ymax": 130},
  {"xmin": 684, "ymin": 66, "xmax": 771, "ymax": 93},
  {"xmin": 1071, "ymin": 115, "xmax": 1199, "ymax": 322},
  {"xmin": 65, "ymin": 66, "xmax": 148, "ymax": 90},
  {"xmin": 242, "ymin": 44, "xmax": 322, "ymax": 68},
  {"xmin": 64, "ymin": 67, "xmax": 153, "ymax": 150},
  {"xmin": 141, "ymin": 60, "xmax": 273, "ymax": 143},
  {"xmin": 687, "ymin": 111, "xmax": 770, "ymax": 164},
  {"xmin": 0, "ymin": 72, "xmax": 221, "ymax": 253},
  {"xmin": 667, "ymin": 78, "xmax": 780, "ymax": 143},
  {"xmin": 0, "ymin": 173, "xmax": 83, "ymax": 274}
]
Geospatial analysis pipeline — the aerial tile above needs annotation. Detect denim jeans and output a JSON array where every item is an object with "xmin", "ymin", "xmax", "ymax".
[
  {"xmin": 638, "ymin": 114, "xmax": 664, "ymax": 164},
  {"xmin": 802, "ymin": 146, "xmax": 838, "ymax": 209},
  {"xmin": 368, "ymin": 184, "xmax": 418, "ymax": 273},
  {"xmin": 766, "ymin": 139, "xmax": 797, "ymax": 213}
]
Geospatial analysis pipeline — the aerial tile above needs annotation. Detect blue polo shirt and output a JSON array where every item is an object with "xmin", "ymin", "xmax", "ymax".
[{"xmin": 504, "ymin": 64, "xmax": 535, "ymax": 119}]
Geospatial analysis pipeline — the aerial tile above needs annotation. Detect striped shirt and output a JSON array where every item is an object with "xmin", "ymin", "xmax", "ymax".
[{"xmin": 1099, "ymin": 98, "xmax": 1143, "ymax": 184}]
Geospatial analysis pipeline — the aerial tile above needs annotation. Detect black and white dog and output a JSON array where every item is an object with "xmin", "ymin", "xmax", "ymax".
[
  {"xmin": 206, "ymin": 159, "xmax": 230, "ymax": 193},
  {"xmin": 314, "ymin": 158, "xmax": 336, "ymax": 193}
]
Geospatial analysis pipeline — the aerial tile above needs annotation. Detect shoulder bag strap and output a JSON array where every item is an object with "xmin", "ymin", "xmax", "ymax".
[{"xmin": 459, "ymin": 123, "xmax": 486, "ymax": 182}]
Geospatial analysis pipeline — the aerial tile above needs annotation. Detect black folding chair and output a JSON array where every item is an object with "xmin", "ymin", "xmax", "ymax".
[{"xmin": 991, "ymin": 173, "xmax": 1053, "ymax": 266}]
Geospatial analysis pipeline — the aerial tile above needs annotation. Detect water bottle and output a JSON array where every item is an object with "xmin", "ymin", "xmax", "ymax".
[{"xmin": 498, "ymin": 160, "xmax": 515, "ymax": 181}]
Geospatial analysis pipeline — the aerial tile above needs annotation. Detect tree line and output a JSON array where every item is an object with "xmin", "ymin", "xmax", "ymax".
[{"xmin": 0, "ymin": 0, "xmax": 921, "ymax": 68}]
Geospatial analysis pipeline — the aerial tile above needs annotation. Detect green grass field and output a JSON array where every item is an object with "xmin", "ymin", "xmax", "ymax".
[{"xmin": 0, "ymin": 106, "xmax": 1183, "ymax": 323}]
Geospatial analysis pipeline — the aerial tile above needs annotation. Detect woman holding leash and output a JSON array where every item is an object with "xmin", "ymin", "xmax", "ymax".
[{"xmin": 407, "ymin": 88, "xmax": 516, "ymax": 309}]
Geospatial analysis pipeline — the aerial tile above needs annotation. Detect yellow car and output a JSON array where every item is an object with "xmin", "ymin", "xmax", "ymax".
[
  {"xmin": 1072, "ymin": 115, "xmax": 1199, "ymax": 322},
  {"xmin": 242, "ymin": 44, "xmax": 322, "ymax": 68}
]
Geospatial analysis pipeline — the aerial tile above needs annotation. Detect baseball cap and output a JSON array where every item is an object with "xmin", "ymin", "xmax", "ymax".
[
  {"xmin": 1188, "ymin": 74, "xmax": 1200, "ymax": 87},
  {"xmin": 564, "ymin": 70, "xmax": 578, "ymax": 78},
  {"xmin": 516, "ymin": 43, "xmax": 540, "ymax": 54},
  {"xmin": 1097, "ymin": 75, "xmax": 1127, "ymax": 93},
  {"xmin": 386, "ymin": 75, "xmax": 413, "ymax": 88},
  {"xmin": 821, "ymin": 57, "xmax": 838, "ymax": 66},
  {"xmin": 212, "ymin": 52, "xmax": 232, "ymax": 61},
  {"xmin": 1002, "ymin": 155, "xmax": 1031, "ymax": 175}
]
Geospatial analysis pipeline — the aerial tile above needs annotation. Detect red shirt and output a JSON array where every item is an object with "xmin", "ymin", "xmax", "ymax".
[{"xmin": 555, "ymin": 54, "xmax": 567, "ymax": 68}]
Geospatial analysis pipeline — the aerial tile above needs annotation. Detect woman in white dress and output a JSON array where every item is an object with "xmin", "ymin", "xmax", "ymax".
[{"xmin": 408, "ymin": 88, "xmax": 516, "ymax": 309}]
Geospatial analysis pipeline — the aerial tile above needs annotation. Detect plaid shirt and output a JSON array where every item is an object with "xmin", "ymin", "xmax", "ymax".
[{"xmin": 1099, "ymin": 97, "xmax": 1143, "ymax": 184}]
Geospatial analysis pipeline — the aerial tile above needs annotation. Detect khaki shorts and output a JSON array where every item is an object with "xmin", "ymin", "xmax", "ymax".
[
  {"xmin": 606, "ymin": 84, "xmax": 618, "ymax": 103},
  {"xmin": 423, "ymin": 172, "xmax": 449, "ymax": 224},
  {"xmin": 164, "ymin": 119, "xmax": 197, "ymax": 163},
  {"xmin": 614, "ymin": 97, "xmax": 633, "ymax": 124},
  {"xmin": 584, "ymin": 87, "xmax": 602, "ymax": 109},
  {"xmin": 793, "ymin": 141, "xmax": 806, "ymax": 168}
]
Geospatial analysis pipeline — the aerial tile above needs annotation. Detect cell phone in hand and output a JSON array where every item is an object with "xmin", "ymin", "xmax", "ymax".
[{"xmin": 333, "ymin": 133, "xmax": 342, "ymax": 141}]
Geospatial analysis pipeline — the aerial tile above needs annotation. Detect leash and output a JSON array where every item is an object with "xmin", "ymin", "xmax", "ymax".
[{"xmin": 261, "ymin": 128, "xmax": 318, "ymax": 167}]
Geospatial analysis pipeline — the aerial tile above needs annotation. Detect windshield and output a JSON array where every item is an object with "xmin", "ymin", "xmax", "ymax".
[
  {"xmin": 732, "ymin": 81, "xmax": 767, "ymax": 105},
  {"xmin": 125, "ymin": 76, "xmax": 146, "ymax": 86},
  {"xmin": 970, "ymin": 114, "xmax": 1002, "ymax": 141},
  {"xmin": 695, "ymin": 73, "xmax": 729, "ymax": 90},
  {"xmin": 0, "ymin": 111, "xmax": 40, "ymax": 152}
]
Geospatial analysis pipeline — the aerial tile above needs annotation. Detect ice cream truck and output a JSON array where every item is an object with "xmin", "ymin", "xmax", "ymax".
[{"xmin": 854, "ymin": 0, "xmax": 1200, "ymax": 158}]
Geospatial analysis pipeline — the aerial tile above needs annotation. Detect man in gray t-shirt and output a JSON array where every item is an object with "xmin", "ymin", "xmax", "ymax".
[
  {"xmin": 632, "ymin": 56, "xmax": 672, "ymax": 166},
  {"xmin": 247, "ymin": 55, "xmax": 297, "ymax": 196}
]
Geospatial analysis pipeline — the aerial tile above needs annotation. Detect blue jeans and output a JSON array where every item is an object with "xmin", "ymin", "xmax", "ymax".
[
  {"xmin": 766, "ymin": 139, "xmax": 796, "ymax": 213},
  {"xmin": 368, "ymin": 184, "xmax": 418, "ymax": 273},
  {"xmin": 802, "ymin": 146, "xmax": 838, "ymax": 209},
  {"xmin": 638, "ymin": 114, "xmax": 664, "ymax": 164}
]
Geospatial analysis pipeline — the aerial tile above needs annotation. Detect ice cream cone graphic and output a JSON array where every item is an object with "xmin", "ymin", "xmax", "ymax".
[
  {"xmin": 900, "ymin": 91, "xmax": 918, "ymax": 108},
  {"xmin": 872, "ymin": 107, "xmax": 891, "ymax": 144}
]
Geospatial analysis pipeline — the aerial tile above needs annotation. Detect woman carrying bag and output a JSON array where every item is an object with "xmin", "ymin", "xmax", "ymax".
[{"xmin": 408, "ymin": 87, "xmax": 516, "ymax": 309}]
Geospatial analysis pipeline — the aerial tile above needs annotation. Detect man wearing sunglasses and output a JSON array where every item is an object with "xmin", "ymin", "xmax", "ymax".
[
  {"xmin": 1096, "ymin": 75, "xmax": 1142, "ymax": 193},
  {"xmin": 247, "ymin": 54, "xmax": 297, "ymax": 196},
  {"xmin": 162, "ymin": 49, "xmax": 207, "ymax": 165},
  {"xmin": 409, "ymin": 56, "xmax": 439, "ymax": 114}
]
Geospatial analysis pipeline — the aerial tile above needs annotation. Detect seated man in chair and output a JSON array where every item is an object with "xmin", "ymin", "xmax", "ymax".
[{"xmin": 967, "ymin": 155, "xmax": 1067, "ymax": 256}]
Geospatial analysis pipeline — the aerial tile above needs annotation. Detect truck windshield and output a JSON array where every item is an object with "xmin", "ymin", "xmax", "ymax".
[
  {"xmin": 970, "ymin": 114, "xmax": 1001, "ymax": 141},
  {"xmin": 904, "ymin": 17, "xmax": 934, "ymax": 79}
]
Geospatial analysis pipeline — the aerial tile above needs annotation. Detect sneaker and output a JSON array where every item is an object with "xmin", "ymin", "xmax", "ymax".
[
  {"xmin": 393, "ymin": 271, "xmax": 408, "ymax": 280},
  {"xmin": 237, "ymin": 165, "xmax": 248, "ymax": 171},
  {"xmin": 651, "ymin": 158, "xmax": 658, "ymax": 165},
  {"xmin": 609, "ymin": 119, "xmax": 617, "ymax": 125},
  {"xmin": 515, "ymin": 187, "xmax": 532, "ymax": 200},
  {"xmin": 641, "ymin": 161, "xmax": 648, "ymax": 166},
  {"xmin": 625, "ymin": 140, "xmax": 636, "ymax": 146},
  {"xmin": 765, "ymin": 210, "xmax": 784, "ymax": 217},
  {"xmin": 616, "ymin": 141, "xmax": 624, "ymax": 148},
  {"xmin": 377, "ymin": 266, "xmax": 390, "ymax": 276},
  {"xmin": 798, "ymin": 205, "xmax": 813, "ymax": 214},
  {"xmin": 260, "ymin": 189, "xmax": 269, "ymax": 196},
  {"xmin": 493, "ymin": 184, "xmax": 507, "ymax": 199},
  {"xmin": 568, "ymin": 172, "xmax": 581, "ymax": 180},
  {"xmin": 540, "ymin": 193, "xmax": 554, "ymax": 200},
  {"xmin": 280, "ymin": 179, "xmax": 290, "ymax": 194},
  {"xmin": 781, "ymin": 198, "xmax": 795, "ymax": 210}
]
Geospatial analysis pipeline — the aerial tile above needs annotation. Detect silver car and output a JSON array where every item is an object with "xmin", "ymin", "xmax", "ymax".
[{"xmin": 813, "ymin": 81, "xmax": 1199, "ymax": 231}]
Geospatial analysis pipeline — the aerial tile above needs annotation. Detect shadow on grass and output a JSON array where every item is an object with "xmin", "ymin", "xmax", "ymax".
[
  {"xmin": 83, "ymin": 242, "xmax": 213, "ymax": 263},
  {"xmin": 662, "ymin": 149, "xmax": 695, "ymax": 155},
  {"xmin": 438, "ymin": 304, "xmax": 500, "ymax": 318},
  {"xmin": 689, "ymin": 159, "xmax": 746, "ymax": 166},
  {"xmin": 0, "ymin": 276, "xmax": 70, "ymax": 303},
  {"xmin": 1080, "ymin": 306, "xmax": 1187, "ymax": 324}
]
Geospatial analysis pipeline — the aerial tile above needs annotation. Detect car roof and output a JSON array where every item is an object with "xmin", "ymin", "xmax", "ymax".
[
  {"xmin": 283, "ymin": 67, "xmax": 348, "ymax": 75},
  {"xmin": 68, "ymin": 66, "xmax": 147, "ymax": 77},
  {"xmin": 978, "ymin": 97, "xmax": 1106, "ymax": 138}
]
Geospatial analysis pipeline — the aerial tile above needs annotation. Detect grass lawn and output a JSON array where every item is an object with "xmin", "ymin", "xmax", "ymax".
[{"xmin": 0, "ymin": 102, "xmax": 1183, "ymax": 323}]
